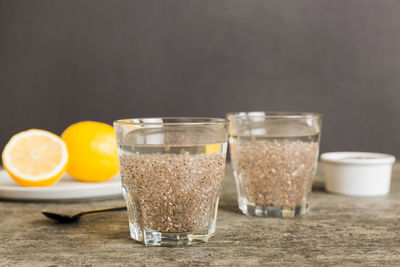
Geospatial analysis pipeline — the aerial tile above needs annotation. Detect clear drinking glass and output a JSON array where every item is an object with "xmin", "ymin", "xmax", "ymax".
[
  {"xmin": 114, "ymin": 117, "xmax": 228, "ymax": 246},
  {"xmin": 227, "ymin": 112, "xmax": 322, "ymax": 217}
]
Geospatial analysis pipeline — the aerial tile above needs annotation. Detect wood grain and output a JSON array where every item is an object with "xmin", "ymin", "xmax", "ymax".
[{"xmin": 1, "ymin": 163, "xmax": 399, "ymax": 266}]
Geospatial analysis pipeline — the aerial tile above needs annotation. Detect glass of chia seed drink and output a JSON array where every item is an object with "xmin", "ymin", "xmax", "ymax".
[
  {"xmin": 114, "ymin": 117, "xmax": 228, "ymax": 246},
  {"xmin": 227, "ymin": 112, "xmax": 322, "ymax": 217}
]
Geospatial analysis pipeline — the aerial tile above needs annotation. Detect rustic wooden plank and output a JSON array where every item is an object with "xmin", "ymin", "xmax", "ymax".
[{"xmin": 1, "ymin": 163, "xmax": 399, "ymax": 266}]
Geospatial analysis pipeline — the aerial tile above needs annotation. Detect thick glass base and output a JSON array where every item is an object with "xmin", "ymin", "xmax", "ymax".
[
  {"xmin": 129, "ymin": 223, "xmax": 215, "ymax": 246},
  {"xmin": 238, "ymin": 197, "xmax": 310, "ymax": 217}
]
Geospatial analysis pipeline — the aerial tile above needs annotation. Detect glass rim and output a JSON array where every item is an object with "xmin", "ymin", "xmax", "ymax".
[
  {"xmin": 226, "ymin": 111, "xmax": 322, "ymax": 119},
  {"xmin": 113, "ymin": 117, "xmax": 228, "ymax": 126}
]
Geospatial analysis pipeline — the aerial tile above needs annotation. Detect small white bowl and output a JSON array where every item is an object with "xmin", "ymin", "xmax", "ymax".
[{"xmin": 321, "ymin": 152, "xmax": 396, "ymax": 196}]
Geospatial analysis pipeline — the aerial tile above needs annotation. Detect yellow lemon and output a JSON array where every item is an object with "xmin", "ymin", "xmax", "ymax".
[
  {"xmin": 205, "ymin": 143, "xmax": 221, "ymax": 154},
  {"xmin": 61, "ymin": 121, "xmax": 119, "ymax": 182},
  {"xmin": 2, "ymin": 129, "xmax": 68, "ymax": 187}
]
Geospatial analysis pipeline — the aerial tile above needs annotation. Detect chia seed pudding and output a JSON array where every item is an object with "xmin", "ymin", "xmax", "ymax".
[
  {"xmin": 119, "ymin": 147, "xmax": 226, "ymax": 233},
  {"xmin": 230, "ymin": 135, "xmax": 319, "ymax": 207}
]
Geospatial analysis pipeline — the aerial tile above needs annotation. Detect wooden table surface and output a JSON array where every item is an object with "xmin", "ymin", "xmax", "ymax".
[{"xmin": 1, "ymin": 163, "xmax": 400, "ymax": 266}]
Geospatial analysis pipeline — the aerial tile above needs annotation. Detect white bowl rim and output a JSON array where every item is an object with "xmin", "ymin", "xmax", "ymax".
[{"xmin": 320, "ymin": 152, "xmax": 395, "ymax": 165}]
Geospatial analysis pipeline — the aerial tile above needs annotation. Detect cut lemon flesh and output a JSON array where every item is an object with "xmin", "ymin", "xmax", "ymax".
[{"xmin": 2, "ymin": 129, "xmax": 68, "ymax": 187}]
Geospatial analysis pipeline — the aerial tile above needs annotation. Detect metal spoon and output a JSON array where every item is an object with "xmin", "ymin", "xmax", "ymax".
[{"xmin": 42, "ymin": 206, "xmax": 127, "ymax": 223}]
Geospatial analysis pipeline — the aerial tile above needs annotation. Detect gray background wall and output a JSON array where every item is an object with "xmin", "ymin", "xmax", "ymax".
[{"xmin": 0, "ymin": 0, "xmax": 399, "ymax": 157}]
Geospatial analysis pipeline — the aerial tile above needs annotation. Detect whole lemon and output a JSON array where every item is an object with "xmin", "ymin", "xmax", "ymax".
[{"xmin": 61, "ymin": 121, "xmax": 119, "ymax": 182}]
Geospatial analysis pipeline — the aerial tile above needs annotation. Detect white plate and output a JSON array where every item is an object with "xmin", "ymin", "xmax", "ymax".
[{"xmin": 0, "ymin": 170, "xmax": 122, "ymax": 201}]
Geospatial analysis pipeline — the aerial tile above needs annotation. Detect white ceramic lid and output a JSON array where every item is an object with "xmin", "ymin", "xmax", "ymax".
[{"xmin": 321, "ymin": 152, "xmax": 395, "ymax": 165}]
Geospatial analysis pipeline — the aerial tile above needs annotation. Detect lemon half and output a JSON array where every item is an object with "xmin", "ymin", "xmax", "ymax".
[{"xmin": 2, "ymin": 129, "xmax": 68, "ymax": 187}]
